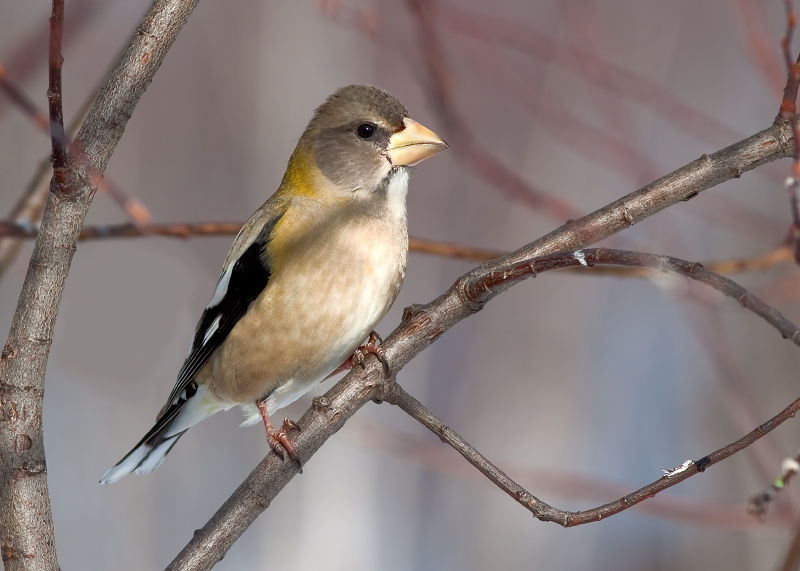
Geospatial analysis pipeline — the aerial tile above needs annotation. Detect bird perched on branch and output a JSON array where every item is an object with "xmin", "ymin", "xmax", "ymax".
[{"xmin": 100, "ymin": 85, "xmax": 447, "ymax": 484}]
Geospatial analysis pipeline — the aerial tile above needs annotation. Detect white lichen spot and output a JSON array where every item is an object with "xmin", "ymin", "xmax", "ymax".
[
  {"xmin": 573, "ymin": 250, "xmax": 588, "ymax": 267},
  {"xmin": 785, "ymin": 176, "xmax": 797, "ymax": 190},
  {"xmin": 663, "ymin": 459, "xmax": 693, "ymax": 478}
]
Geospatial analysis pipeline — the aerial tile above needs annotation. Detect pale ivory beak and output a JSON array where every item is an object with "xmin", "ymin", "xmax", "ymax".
[{"xmin": 385, "ymin": 118, "xmax": 448, "ymax": 167}]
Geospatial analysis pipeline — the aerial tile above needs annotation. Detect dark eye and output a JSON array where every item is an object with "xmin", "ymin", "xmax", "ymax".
[{"xmin": 356, "ymin": 123, "xmax": 375, "ymax": 139}]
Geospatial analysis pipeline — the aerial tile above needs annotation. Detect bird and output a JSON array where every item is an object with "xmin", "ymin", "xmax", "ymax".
[{"xmin": 100, "ymin": 85, "xmax": 448, "ymax": 484}]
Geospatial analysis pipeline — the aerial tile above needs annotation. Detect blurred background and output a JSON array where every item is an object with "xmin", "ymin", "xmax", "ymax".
[{"xmin": 1, "ymin": 0, "xmax": 800, "ymax": 569}]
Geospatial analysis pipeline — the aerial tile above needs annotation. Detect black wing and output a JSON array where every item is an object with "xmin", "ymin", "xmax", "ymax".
[{"xmin": 159, "ymin": 214, "xmax": 281, "ymax": 417}]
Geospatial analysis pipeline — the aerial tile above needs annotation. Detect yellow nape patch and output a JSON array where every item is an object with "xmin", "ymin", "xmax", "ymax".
[{"xmin": 282, "ymin": 146, "xmax": 319, "ymax": 198}]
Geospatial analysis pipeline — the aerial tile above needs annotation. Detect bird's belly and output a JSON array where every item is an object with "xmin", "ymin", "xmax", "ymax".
[{"xmin": 211, "ymin": 229, "xmax": 406, "ymax": 407}]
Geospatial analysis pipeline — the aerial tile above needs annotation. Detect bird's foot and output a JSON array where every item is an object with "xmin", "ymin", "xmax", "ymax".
[
  {"xmin": 352, "ymin": 331, "xmax": 390, "ymax": 375},
  {"xmin": 324, "ymin": 331, "xmax": 390, "ymax": 379},
  {"xmin": 257, "ymin": 400, "xmax": 300, "ymax": 462}
]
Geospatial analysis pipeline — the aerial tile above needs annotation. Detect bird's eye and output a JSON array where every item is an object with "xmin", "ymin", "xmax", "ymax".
[{"xmin": 356, "ymin": 123, "xmax": 376, "ymax": 139}]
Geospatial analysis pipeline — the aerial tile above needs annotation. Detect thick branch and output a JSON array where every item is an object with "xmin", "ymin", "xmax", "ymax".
[{"xmin": 0, "ymin": 1, "xmax": 202, "ymax": 570}]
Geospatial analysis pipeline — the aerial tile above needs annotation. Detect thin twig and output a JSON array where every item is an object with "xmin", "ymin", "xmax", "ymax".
[
  {"xmin": 385, "ymin": 381, "xmax": 800, "ymax": 526},
  {"xmin": 749, "ymin": 452, "xmax": 800, "ymax": 518},
  {"xmin": 439, "ymin": 0, "xmax": 742, "ymax": 148},
  {"xmin": 778, "ymin": 0, "xmax": 800, "ymax": 265},
  {"xmin": 47, "ymin": 0, "xmax": 67, "ymax": 169},
  {"xmin": 0, "ymin": 84, "xmax": 97, "ymax": 282},
  {"xmin": 0, "ymin": 63, "xmax": 49, "ymax": 131},
  {"xmin": 0, "ymin": 61, "xmax": 152, "ymax": 225},
  {"xmin": 0, "ymin": 0, "xmax": 102, "ymax": 123},
  {"xmin": 383, "ymin": 247, "xmax": 800, "ymax": 526},
  {"xmin": 342, "ymin": 416, "xmax": 794, "ymax": 529},
  {"xmin": 0, "ymin": 4, "xmax": 68, "ymax": 568},
  {"xmin": 465, "ymin": 248, "xmax": 800, "ymax": 342},
  {"xmin": 1, "ymin": 221, "xmax": 796, "ymax": 275},
  {"xmin": 780, "ymin": 0, "xmax": 800, "ymax": 123},
  {"xmin": 404, "ymin": 0, "xmax": 579, "ymax": 221},
  {"xmin": 0, "ymin": 222, "xmax": 503, "ymax": 260}
]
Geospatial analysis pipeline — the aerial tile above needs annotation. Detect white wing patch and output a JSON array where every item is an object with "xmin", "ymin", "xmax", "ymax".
[
  {"xmin": 206, "ymin": 266, "xmax": 232, "ymax": 309},
  {"xmin": 202, "ymin": 314, "xmax": 222, "ymax": 347}
]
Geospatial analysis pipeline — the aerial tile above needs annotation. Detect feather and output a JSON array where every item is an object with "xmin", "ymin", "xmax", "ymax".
[{"xmin": 159, "ymin": 211, "xmax": 284, "ymax": 419}]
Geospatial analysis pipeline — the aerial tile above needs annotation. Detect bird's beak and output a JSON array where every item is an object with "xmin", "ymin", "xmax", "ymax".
[{"xmin": 385, "ymin": 118, "xmax": 448, "ymax": 167}]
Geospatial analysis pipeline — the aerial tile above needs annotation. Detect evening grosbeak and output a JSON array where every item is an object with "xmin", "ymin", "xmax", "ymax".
[{"xmin": 100, "ymin": 85, "xmax": 447, "ymax": 484}]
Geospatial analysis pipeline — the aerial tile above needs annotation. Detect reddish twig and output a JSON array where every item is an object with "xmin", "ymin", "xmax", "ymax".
[
  {"xmin": 0, "ymin": 62, "xmax": 152, "ymax": 226},
  {"xmin": 0, "ymin": 64, "xmax": 49, "ymax": 131},
  {"xmin": 778, "ymin": 0, "xmax": 800, "ymax": 265},
  {"xmin": 47, "ymin": 0, "xmax": 67, "ymax": 169},
  {"xmin": 404, "ymin": 0, "xmax": 579, "ymax": 221},
  {"xmin": 0, "ymin": 221, "xmax": 503, "ymax": 260},
  {"xmin": 439, "ymin": 0, "xmax": 742, "ymax": 148},
  {"xmin": 0, "ymin": 82, "xmax": 100, "ymax": 282},
  {"xmin": 732, "ymin": 0, "xmax": 787, "ymax": 97},
  {"xmin": 780, "ymin": 0, "xmax": 800, "ymax": 122},
  {"xmin": 408, "ymin": 236, "xmax": 504, "ymax": 261},
  {"xmin": 1, "ymin": 221, "xmax": 796, "ymax": 275},
  {"xmin": 2, "ymin": 220, "xmax": 796, "ymax": 274},
  {"xmin": 0, "ymin": 0, "xmax": 103, "ymax": 123}
]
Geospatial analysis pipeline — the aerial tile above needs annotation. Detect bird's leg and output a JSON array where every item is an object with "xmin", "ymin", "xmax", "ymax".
[
  {"xmin": 355, "ymin": 331, "xmax": 390, "ymax": 374},
  {"xmin": 326, "ymin": 331, "xmax": 390, "ymax": 379},
  {"xmin": 256, "ymin": 399, "xmax": 300, "ymax": 461}
]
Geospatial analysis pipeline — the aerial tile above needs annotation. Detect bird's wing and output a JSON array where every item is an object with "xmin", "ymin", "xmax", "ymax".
[{"xmin": 158, "ymin": 203, "xmax": 286, "ymax": 419}]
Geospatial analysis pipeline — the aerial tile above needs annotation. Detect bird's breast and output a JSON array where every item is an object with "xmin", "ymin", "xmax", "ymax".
[{"xmin": 212, "ymin": 208, "xmax": 407, "ymax": 405}]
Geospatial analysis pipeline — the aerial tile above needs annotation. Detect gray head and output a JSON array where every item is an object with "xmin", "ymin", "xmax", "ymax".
[{"xmin": 301, "ymin": 85, "xmax": 446, "ymax": 192}]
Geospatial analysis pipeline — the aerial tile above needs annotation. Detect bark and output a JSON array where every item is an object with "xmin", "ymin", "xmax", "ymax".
[{"xmin": 0, "ymin": 1, "xmax": 202, "ymax": 569}]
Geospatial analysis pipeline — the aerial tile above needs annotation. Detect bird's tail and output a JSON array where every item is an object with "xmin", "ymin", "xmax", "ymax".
[{"xmin": 100, "ymin": 382, "xmax": 225, "ymax": 484}]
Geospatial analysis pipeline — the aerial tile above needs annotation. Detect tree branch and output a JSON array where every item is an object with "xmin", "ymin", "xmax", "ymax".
[
  {"xmin": 343, "ymin": 416, "xmax": 795, "ymax": 529},
  {"xmin": 481, "ymin": 121, "xmax": 794, "ymax": 275},
  {"xmin": 386, "ymin": 380, "xmax": 800, "ymax": 526},
  {"xmin": 384, "ymin": 247, "xmax": 800, "ymax": 525},
  {"xmin": 0, "ymin": 1, "xmax": 203, "ymax": 569},
  {"xmin": 165, "ymin": 112, "xmax": 795, "ymax": 565}
]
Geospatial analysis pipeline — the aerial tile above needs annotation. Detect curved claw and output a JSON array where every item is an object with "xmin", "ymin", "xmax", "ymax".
[
  {"xmin": 257, "ymin": 401, "xmax": 301, "ymax": 467},
  {"xmin": 324, "ymin": 331, "xmax": 391, "ymax": 380},
  {"xmin": 357, "ymin": 331, "xmax": 390, "ymax": 375}
]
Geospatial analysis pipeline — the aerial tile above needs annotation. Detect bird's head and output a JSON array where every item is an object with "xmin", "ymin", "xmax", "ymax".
[{"xmin": 296, "ymin": 84, "xmax": 448, "ymax": 195}]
